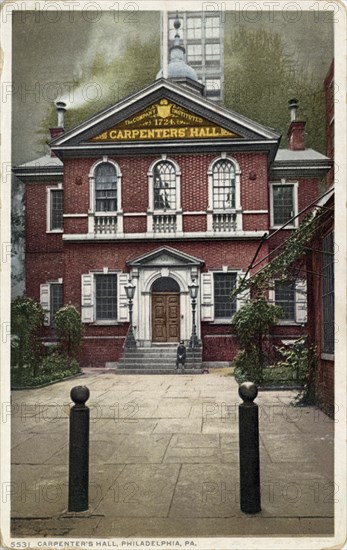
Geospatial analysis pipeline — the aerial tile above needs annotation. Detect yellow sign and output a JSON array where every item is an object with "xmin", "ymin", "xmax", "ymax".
[{"xmin": 90, "ymin": 99, "xmax": 239, "ymax": 142}]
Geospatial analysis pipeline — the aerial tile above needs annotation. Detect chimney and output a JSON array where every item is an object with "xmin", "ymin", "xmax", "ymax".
[
  {"xmin": 49, "ymin": 100, "xmax": 66, "ymax": 140},
  {"xmin": 49, "ymin": 100, "xmax": 66, "ymax": 156},
  {"xmin": 287, "ymin": 98, "xmax": 306, "ymax": 151}
]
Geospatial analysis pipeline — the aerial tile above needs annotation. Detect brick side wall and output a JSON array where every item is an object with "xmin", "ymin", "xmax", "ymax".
[{"xmin": 306, "ymin": 200, "xmax": 334, "ymax": 416}]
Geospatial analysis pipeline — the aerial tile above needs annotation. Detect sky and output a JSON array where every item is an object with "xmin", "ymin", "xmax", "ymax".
[{"xmin": 11, "ymin": 7, "xmax": 334, "ymax": 165}]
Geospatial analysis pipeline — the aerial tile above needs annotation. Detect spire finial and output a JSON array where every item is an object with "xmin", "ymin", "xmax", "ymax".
[
  {"xmin": 174, "ymin": 11, "xmax": 180, "ymax": 30},
  {"xmin": 174, "ymin": 12, "xmax": 181, "ymax": 45}
]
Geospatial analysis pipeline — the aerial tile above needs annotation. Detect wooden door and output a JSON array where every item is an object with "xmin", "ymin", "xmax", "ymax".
[{"xmin": 152, "ymin": 293, "xmax": 180, "ymax": 342}]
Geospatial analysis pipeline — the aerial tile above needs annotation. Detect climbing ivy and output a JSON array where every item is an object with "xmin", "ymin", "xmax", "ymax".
[{"xmin": 231, "ymin": 210, "xmax": 329, "ymax": 299}]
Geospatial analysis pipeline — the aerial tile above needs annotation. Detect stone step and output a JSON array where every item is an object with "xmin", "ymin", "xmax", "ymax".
[
  {"xmin": 117, "ymin": 358, "xmax": 202, "ymax": 365},
  {"xmin": 117, "ymin": 363, "xmax": 201, "ymax": 368},
  {"xmin": 113, "ymin": 368, "xmax": 208, "ymax": 375}
]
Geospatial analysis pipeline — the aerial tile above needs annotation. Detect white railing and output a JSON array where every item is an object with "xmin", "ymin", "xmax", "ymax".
[
  {"xmin": 153, "ymin": 214, "xmax": 177, "ymax": 233},
  {"xmin": 94, "ymin": 215, "xmax": 117, "ymax": 234},
  {"xmin": 212, "ymin": 212, "xmax": 238, "ymax": 232}
]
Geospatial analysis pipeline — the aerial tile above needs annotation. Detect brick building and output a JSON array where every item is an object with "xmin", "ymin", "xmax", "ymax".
[
  {"xmin": 14, "ymin": 20, "xmax": 331, "ymax": 369},
  {"xmin": 305, "ymin": 60, "xmax": 335, "ymax": 415}
]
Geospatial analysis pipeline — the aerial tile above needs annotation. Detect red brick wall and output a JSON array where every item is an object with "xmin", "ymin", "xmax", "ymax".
[
  {"xmin": 25, "ymin": 183, "xmax": 64, "ymax": 253},
  {"xmin": 183, "ymin": 215, "xmax": 207, "ymax": 232},
  {"xmin": 243, "ymin": 214, "xmax": 268, "ymax": 231},
  {"xmin": 64, "ymin": 158, "xmax": 94, "ymax": 213},
  {"xmin": 64, "ymin": 217, "xmax": 88, "ymax": 234},
  {"xmin": 78, "ymin": 337, "xmax": 126, "ymax": 368},
  {"xmin": 123, "ymin": 216, "xmax": 147, "ymax": 233},
  {"xmin": 237, "ymin": 153, "xmax": 268, "ymax": 210},
  {"xmin": 26, "ymin": 253, "xmax": 64, "ymax": 299}
]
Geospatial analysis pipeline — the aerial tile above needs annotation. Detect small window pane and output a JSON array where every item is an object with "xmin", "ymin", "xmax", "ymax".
[
  {"xmin": 205, "ymin": 16, "xmax": 220, "ymax": 39},
  {"xmin": 273, "ymin": 185, "xmax": 294, "ymax": 226},
  {"xmin": 50, "ymin": 190, "xmax": 63, "ymax": 230},
  {"xmin": 187, "ymin": 17, "xmax": 202, "ymax": 39},
  {"xmin": 187, "ymin": 44, "xmax": 202, "ymax": 65},
  {"xmin": 205, "ymin": 43, "xmax": 220, "ymax": 64},
  {"xmin": 50, "ymin": 283, "xmax": 63, "ymax": 325},
  {"xmin": 213, "ymin": 160, "xmax": 236, "ymax": 209},
  {"xmin": 206, "ymin": 78, "xmax": 221, "ymax": 99},
  {"xmin": 275, "ymin": 281, "xmax": 295, "ymax": 320},
  {"xmin": 153, "ymin": 161, "xmax": 176, "ymax": 210},
  {"xmin": 96, "ymin": 274, "xmax": 117, "ymax": 320},
  {"xmin": 322, "ymin": 232, "xmax": 334, "ymax": 353},
  {"xmin": 95, "ymin": 163, "xmax": 117, "ymax": 212},
  {"xmin": 214, "ymin": 273, "xmax": 237, "ymax": 319}
]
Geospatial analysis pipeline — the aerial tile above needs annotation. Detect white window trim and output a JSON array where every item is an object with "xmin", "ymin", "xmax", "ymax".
[
  {"xmin": 208, "ymin": 269, "xmax": 246, "ymax": 324},
  {"xmin": 147, "ymin": 156, "xmax": 182, "ymax": 234},
  {"xmin": 46, "ymin": 184, "xmax": 63, "ymax": 233},
  {"xmin": 269, "ymin": 279, "xmax": 307, "ymax": 325},
  {"xmin": 207, "ymin": 154, "xmax": 242, "ymax": 233},
  {"xmin": 81, "ymin": 271, "xmax": 128, "ymax": 325},
  {"xmin": 40, "ymin": 279, "xmax": 63, "ymax": 326},
  {"xmin": 269, "ymin": 179, "xmax": 298, "ymax": 229},
  {"xmin": 88, "ymin": 157, "xmax": 123, "ymax": 234}
]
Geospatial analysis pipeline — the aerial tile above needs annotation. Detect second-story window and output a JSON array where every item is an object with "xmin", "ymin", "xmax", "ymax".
[
  {"xmin": 271, "ymin": 182, "xmax": 297, "ymax": 227},
  {"xmin": 95, "ymin": 163, "xmax": 117, "ymax": 212},
  {"xmin": 49, "ymin": 188, "xmax": 63, "ymax": 231},
  {"xmin": 153, "ymin": 161, "xmax": 177, "ymax": 211},
  {"xmin": 213, "ymin": 159, "xmax": 236, "ymax": 209}
]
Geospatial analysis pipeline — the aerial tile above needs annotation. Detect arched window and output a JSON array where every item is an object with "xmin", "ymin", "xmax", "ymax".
[
  {"xmin": 212, "ymin": 159, "xmax": 236, "ymax": 210},
  {"xmin": 153, "ymin": 161, "xmax": 176, "ymax": 211},
  {"xmin": 95, "ymin": 163, "xmax": 117, "ymax": 212}
]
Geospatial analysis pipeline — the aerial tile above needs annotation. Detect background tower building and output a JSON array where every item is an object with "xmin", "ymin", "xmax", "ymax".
[{"xmin": 166, "ymin": 11, "xmax": 224, "ymax": 102}]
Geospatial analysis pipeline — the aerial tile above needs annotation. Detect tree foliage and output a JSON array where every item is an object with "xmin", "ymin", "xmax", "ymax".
[
  {"xmin": 224, "ymin": 27, "xmax": 325, "ymax": 152},
  {"xmin": 231, "ymin": 211, "xmax": 327, "ymax": 299},
  {"xmin": 232, "ymin": 297, "xmax": 283, "ymax": 382},
  {"xmin": 11, "ymin": 297, "xmax": 45, "ymax": 370},
  {"xmin": 55, "ymin": 305, "xmax": 83, "ymax": 356}
]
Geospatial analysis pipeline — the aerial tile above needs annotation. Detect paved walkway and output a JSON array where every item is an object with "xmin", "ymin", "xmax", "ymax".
[{"xmin": 10, "ymin": 370, "xmax": 334, "ymax": 538}]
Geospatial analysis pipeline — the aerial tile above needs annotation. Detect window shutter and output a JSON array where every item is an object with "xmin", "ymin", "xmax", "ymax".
[
  {"xmin": 237, "ymin": 273, "xmax": 250, "ymax": 310},
  {"xmin": 295, "ymin": 279, "xmax": 307, "ymax": 323},
  {"xmin": 118, "ymin": 273, "xmax": 130, "ymax": 322},
  {"xmin": 81, "ymin": 274, "xmax": 94, "ymax": 323},
  {"xmin": 201, "ymin": 272, "xmax": 214, "ymax": 321},
  {"xmin": 40, "ymin": 283, "xmax": 51, "ymax": 326}
]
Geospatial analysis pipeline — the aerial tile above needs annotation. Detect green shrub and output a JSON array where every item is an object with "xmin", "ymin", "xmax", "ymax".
[
  {"xmin": 55, "ymin": 305, "xmax": 83, "ymax": 355},
  {"xmin": 11, "ymin": 297, "xmax": 45, "ymax": 373},
  {"xmin": 11, "ymin": 351, "xmax": 81, "ymax": 388},
  {"xmin": 232, "ymin": 297, "xmax": 283, "ymax": 383},
  {"xmin": 276, "ymin": 338, "xmax": 311, "ymax": 380},
  {"xmin": 233, "ymin": 349, "xmax": 263, "ymax": 384}
]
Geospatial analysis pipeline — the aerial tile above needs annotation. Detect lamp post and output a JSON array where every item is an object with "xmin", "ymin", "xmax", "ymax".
[
  {"xmin": 188, "ymin": 278, "xmax": 199, "ymax": 349},
  {"xmin": 124, "ymin": 278, "xmax": 136, "ymax": 348}
]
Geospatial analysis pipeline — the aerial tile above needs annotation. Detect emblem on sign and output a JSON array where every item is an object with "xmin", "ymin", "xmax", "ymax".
[{"xmin": 156, "ymin": 99, "xmax": 172, "ymax": 119}]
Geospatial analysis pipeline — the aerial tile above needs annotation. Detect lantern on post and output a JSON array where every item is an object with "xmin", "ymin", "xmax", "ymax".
[{"xmin": 188, "ymin": 278, "xmax": 199, "ymax": 349}]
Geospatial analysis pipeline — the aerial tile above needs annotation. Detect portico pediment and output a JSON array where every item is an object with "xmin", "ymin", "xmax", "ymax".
[{"xmin": 127, "ymin": 246, "xmax": 204, "ymax": 268}]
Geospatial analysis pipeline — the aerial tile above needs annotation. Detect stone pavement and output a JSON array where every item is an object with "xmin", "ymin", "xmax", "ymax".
[{"xmin": 10, "ymin": 370, "xmax": 334, "ymax": 538}]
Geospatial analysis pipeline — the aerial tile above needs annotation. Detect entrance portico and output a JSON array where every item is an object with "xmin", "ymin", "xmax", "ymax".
[{"xmin": 127, "ymin": 247, "xmax": 204, "ymax": 347}]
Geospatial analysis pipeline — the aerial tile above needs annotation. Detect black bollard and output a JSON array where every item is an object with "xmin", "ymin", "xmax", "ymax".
[
  {"xmin": 238, "ymin": 381, "xmax": 261, "ymax": 514},
  {"xmin": 68, "ymin": 385, "xmax": 90, "ymax": 512}
]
